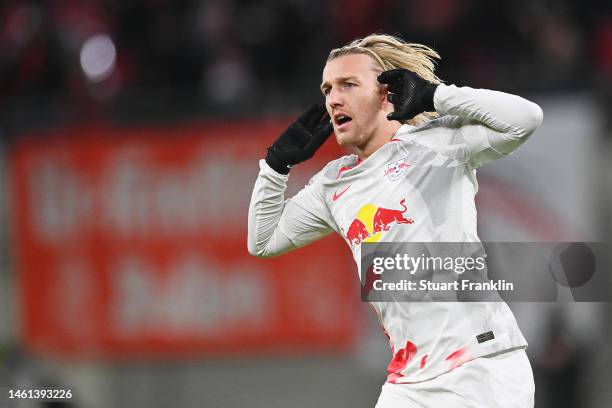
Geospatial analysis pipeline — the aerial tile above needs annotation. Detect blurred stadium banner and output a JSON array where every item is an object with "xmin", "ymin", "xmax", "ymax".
[{"xmin": 9, "ymin": 120, "xmax": 359, "ymax": 359}]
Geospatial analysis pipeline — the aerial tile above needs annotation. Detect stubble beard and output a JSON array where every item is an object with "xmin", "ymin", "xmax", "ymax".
[{"xmin": 336, "ymin": 123, "xmax": 370, "ymax": 150}]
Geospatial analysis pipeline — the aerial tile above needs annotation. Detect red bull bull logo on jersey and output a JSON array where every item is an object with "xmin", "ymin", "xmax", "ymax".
[
  {"xmin": 343, "ymin": 198, "xmax": 414, "ymax": 246},
  {"xmin": 346, "ymin": 218, "xmax": 371, "ymax": 244}
]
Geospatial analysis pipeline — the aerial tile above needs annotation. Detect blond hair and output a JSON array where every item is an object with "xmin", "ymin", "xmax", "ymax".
[{"xmin": 328, "ymin": 34, "xmax": 442, "ymax": 125}]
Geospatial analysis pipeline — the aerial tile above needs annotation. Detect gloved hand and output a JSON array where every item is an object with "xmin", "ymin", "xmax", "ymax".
[
  {"xmin": 377, "ymin": 69, "xmax": 438, "ymax": 121},
  {"xmin": 265, "ymin": 103, "xmax": 333, "ymax": 174}
]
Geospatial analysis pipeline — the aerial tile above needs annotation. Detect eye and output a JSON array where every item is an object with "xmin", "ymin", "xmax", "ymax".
[
  {"xmin": 344, "ymin": 82, "xmax": 356, "ymax": 89},
  {"xmin": 322, "ymin": 87, "xmax": 330, "ymax": 96}
]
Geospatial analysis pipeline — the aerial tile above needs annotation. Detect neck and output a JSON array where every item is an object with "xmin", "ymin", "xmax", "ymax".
[{"xmin": 356, "ymin": 121, "xmax": 402, "ymax": 159}]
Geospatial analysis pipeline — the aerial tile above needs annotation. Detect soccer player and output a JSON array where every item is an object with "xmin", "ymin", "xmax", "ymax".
[{"xmin": 247, "ymin": 34, "xmax": 543, "ymax": 407}]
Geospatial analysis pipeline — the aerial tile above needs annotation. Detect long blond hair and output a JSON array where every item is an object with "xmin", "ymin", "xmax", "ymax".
[{"xmin": 328, "ymin": 34, "xmax": 442, "ymax": 125}]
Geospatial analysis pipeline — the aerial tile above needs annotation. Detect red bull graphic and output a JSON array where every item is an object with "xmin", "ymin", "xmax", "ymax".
[
  {"xmin": 387, "ymin": 340, "xmax": 418, "ymax": 383},
  {"xmin": 445, "ymin": 346, "xmax": 470, "ymax": 370},
  {"xmin": 420, "ymin": 354, "xmax": 428, "ymax": 369},
  {"xmin": 385, "ymin": 342, "xmax": 468, "ymax": 383},
  {"xmin": 344, "ymin": 198, "xmax": 414, "ymax": 247},
  {"xmin": 345, "ymin": 219, "xmax": 371, "ymax": 245},
  {"xmin": 373, "ymin": 199, "xmax": 413, "ymax": 233}
]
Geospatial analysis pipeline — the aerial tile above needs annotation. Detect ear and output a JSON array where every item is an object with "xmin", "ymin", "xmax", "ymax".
[
  {"xmin": 378, "ymin": 83, "xmax": 388, "ymax": 109},
  {"xmin": 378, "ymin": 84, "xmax": 395, "ymax": 116}
]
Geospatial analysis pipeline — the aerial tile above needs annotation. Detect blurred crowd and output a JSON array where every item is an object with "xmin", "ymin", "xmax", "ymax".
[{"xmin": 1, "ymin": 0, "xmax": 612, "ymax": 135}]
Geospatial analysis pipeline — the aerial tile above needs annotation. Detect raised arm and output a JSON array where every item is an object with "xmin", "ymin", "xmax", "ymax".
[
  {"xmin": 247, "ymin": 105, "xmax": 335, "ymax": 258},
  {"xmin": 378, "ymin": 69, "xmax": 543, "ymax": 167},
  {"xmin": 433, "ymin": 83, "xmax": 543, "ymax": 164},
  {"xmin": 248, "ymin": 161, "xmax": 336, "ymax": 257}
]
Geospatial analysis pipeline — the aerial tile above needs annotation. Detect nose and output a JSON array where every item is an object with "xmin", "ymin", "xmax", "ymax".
[{"xmin": 327, "ymin": 87, "xmax": 343, "ymax": 110}]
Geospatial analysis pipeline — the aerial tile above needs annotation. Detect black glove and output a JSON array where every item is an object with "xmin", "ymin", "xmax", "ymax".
[
  {"xmin": 377, "ymin": 69, "xmax": 438, "ymax": 121},
  {"xmin": 265, "ymin": 103, "xmax": 333, "ymax": 174}
]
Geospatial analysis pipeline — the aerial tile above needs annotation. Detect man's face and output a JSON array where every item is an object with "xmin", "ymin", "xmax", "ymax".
[{"xmin": 321, "ymin": 53, "xmax": 389, "ymax": 149}]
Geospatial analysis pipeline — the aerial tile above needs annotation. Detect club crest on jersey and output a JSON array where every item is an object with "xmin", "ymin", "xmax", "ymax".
[{"xmin": 384, "ymin": 158, "xmax": 411, "ymax": 181}]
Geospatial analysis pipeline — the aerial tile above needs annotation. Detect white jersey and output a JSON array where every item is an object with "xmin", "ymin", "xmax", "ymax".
[{"xmin": 248, "ymin": 84, "xmax": 543, "ymax": 383}]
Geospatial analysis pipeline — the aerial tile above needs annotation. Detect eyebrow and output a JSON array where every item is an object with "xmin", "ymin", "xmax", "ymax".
[{"xmin": 320, "ymin": 76, "xmax": 359, "ymax": 92}]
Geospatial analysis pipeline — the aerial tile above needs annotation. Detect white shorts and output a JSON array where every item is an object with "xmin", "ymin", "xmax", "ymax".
[{"xmin": 375, "ymin": 348, "xmax": 534, "ymax": 408}]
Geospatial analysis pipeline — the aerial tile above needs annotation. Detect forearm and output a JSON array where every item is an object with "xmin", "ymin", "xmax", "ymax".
[
  {"xmin": 434, "ymin": 84, "xmax": 543, "ymax": 155},
  {"xmin": 247, "ymin": 160, "xmax": 297, "ymax": 258}
]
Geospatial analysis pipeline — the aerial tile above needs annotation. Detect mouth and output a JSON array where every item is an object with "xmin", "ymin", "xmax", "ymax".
[{"xmin": 333, "ymin": 113, "xmax": 353, "ymax": 130}]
